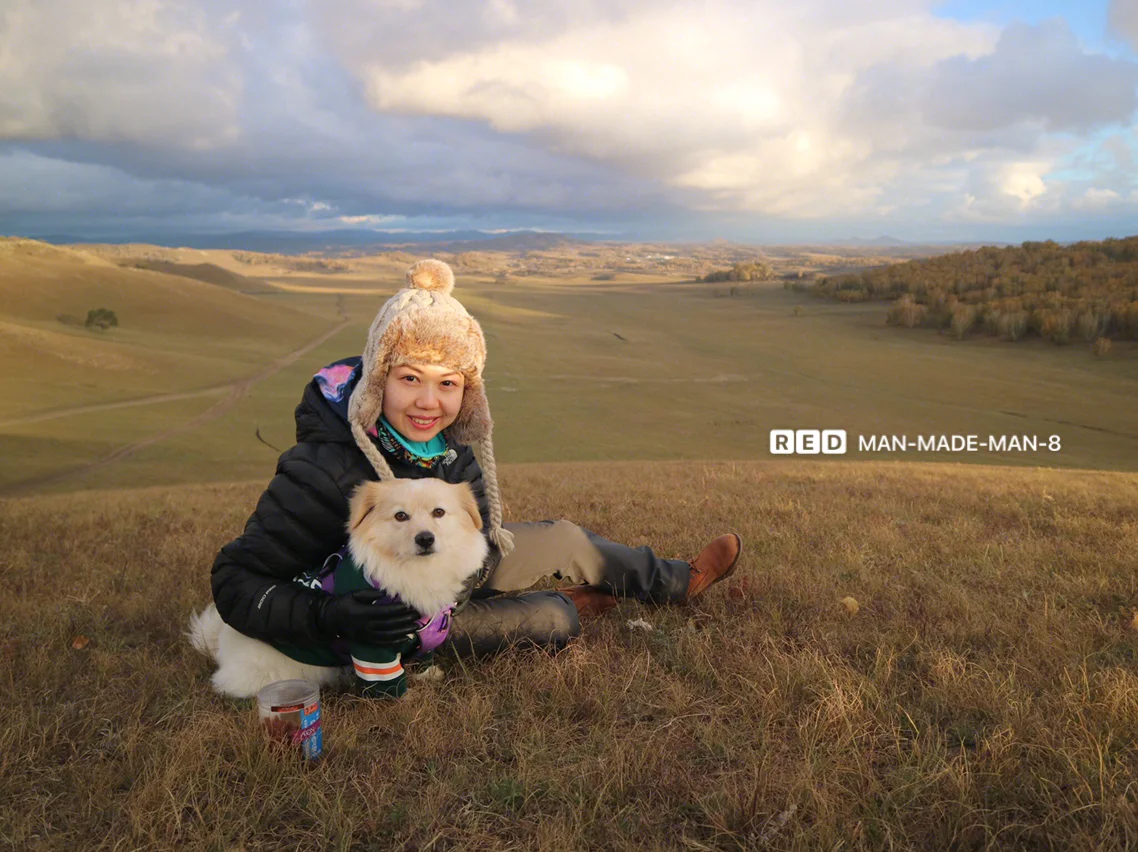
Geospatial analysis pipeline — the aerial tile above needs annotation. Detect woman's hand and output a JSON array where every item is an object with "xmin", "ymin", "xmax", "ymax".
[{"xmin": 312, "ymin": 590, "xmax": 421, "ymax": 645}]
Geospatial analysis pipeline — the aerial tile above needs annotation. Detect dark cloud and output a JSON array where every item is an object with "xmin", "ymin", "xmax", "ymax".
[
  {"xmin": 843, "ymin": 20, "xmax": 1138, "ymax": 141},
  {"xmin": 0, "ymin": 0, "xmax": 242, "ymax": 146},
  {"xmin": 0, "ymin": 0, "xmax": 675, "ymax": 227},
  {"xmin": 0, "ymin": 1, "xmax": 1134, "ymax": 240},
  {"xmin": 1108, "ymin": 0, "xmax": 1138, "ymax": 51},
  {"xmin": 925, "ymin": 20, "xmax": 1138, "ymax": 132}
]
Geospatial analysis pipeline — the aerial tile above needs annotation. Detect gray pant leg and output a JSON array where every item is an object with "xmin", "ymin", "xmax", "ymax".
[
  {"xmin": 579, "ymin": 526, "xmax": 692, "ymax": 604},
  {"xmin": 444, "ymin": 590, "xmax": 580, "ymax": 659},
  {"xmin": 484, "ymin": 520, "xmax": 691, "ymax": 605}
]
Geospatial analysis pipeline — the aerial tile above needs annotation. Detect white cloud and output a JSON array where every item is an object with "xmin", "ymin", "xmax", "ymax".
[
  {"xmin": 484, "ymin": 0, "xmax": 519, "ymax": 26},
  {"xmin": 1077, "ymin": 187, "xmax": 1122, "ymax": 209},
  {"xmin": 335, "ymin": 1, "xmax": 1137, "ymax": 218},
  {"xmin": 1000, "ymin": 162, "xmax": 1049, "ymax": 205},
  {"xmin": 338, "ymin": 214, "xmax": 399, "ymax": 225}
]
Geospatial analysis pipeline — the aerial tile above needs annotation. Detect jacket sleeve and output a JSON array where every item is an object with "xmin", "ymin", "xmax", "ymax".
[{"xmin": 210, "ymin": 443, "xmax": 359, "ymax": 646}]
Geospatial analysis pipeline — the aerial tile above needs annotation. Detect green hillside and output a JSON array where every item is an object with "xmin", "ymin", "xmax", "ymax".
[
  {"xmin": 0, "ymin": 239, "xmax": 329, "ymax": 419},
  {"xmin": 1, "ymin": 243, "xmax": 1137, "ymax": 495},
  {"xmin": 0, "ymin": 238, "xmax": 314, "ymax": 338},
  {"xmin": 116, "ymin": 258, "xmax": 269, "ymax": 293}
]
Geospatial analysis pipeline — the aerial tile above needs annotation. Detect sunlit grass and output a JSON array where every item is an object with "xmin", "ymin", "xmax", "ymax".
[{"xmin": 3, "ymin": 461, "xmax": 1137, "ymax": 849}]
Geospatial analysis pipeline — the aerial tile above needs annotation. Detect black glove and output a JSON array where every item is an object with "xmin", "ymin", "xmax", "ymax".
[{"xmin": 311, "ymin": 590, "xmax": 421, "ymax": 645}]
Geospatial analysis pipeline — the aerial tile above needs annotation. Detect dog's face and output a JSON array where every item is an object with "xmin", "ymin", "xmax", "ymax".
[{"xmin": 347, "ymin": 478, "xmax": 488, "ymax": 611}]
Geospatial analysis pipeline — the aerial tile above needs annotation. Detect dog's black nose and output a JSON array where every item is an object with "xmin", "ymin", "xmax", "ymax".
[{"xmin": 415, "ymin": 531, "xmax": 435, "ymax": 551}]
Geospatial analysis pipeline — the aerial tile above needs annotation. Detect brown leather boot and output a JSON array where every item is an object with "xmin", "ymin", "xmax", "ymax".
[
  {"xmin": 687, "ymin": 533, "xmax": 742, "ymax": 600},
  {"xmin": 556, "ymin": 585, "xmax": 619, "ymax": 619}
]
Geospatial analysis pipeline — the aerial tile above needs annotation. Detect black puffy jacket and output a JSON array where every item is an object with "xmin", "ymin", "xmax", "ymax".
[{"xmin": 210, "ymin": 358, "xmax": 499, "ymax": 646}]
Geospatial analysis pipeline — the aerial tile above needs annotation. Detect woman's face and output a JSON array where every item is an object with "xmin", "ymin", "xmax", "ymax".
[{"xmin": 382, "ymin": 363, "xmax": 464, "ymax": 442}]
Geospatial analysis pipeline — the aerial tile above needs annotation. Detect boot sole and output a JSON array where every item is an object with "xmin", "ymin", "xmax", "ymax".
[{"xmin": 710, "ymin": 533, "xmax": 742, "ymax": 587}]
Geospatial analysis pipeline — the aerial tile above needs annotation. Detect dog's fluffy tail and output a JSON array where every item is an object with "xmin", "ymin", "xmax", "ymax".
[{"xmin": 187, "ymin": 603, "xmax": 224, "ymax": 660}]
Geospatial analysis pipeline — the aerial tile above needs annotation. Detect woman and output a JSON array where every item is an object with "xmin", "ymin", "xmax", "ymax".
[{"xmin": 210, "ymin": 260, "xmax": 741, "ymax": 660}]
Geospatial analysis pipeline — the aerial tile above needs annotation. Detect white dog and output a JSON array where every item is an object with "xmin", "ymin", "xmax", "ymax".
[{"xmin": 190, "ymin": 478, "xmax": 489, "ymax": 698}]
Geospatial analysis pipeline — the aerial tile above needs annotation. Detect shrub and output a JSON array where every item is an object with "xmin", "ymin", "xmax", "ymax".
[
  {"xmin": 1092, "ymin": 337, "xmax": 1112, "ymax": 357},
  {"xmin": 950, "ymin": 304, "xmax": 977, "ymax": 340},
  {"xmin": 1076, "ymin": 310, "xmax": 1101, "ymax": 342},
  {"xmin": 886, "ymin": 294, "xmax": 926, "ymax": 328},
  {"xmin": 1040, "ymin": 309, "xmax": 1073, "ymax": 345},
  {"xmin": 981, "ymin": 307, "xmax": 1002, "ymax": 335},
  {"xmin": 997, "ymin": 311, "xmax": 1028, "ymax": 341},
  {"xmin": 85, "ymin": 308, "xmax": 118, "ymax": 330}
]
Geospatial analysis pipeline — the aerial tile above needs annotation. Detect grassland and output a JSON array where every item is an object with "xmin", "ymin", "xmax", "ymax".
[
  {"xmin": 0, "ymin": 239, "xmax": 329, "ymax": 422},
  {"xmin": 3, "ymin": 239, "xmax": 1138, "ymax": 848},
  {"xmin": 2, "ymin": 239, "xmax": 1136, "ymax": 495},
  {"xmin": 3, "ymin": 462, "xmax": 1137, "ymax": 849},
  {"xmin": 0, "ymin": 240, "xmax": 353, "ymax": 491}
]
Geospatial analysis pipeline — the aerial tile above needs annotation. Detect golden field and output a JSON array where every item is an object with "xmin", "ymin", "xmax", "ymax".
[
  {"xmin": 3, "ymin": 462, "xmax": 1137, "ymax": 849},
  {"xmin": 1, "ymin": 238, "xmax": 1135, "ymax": 495},
  {"xmin": 2, "ymin": 237, "xmax": 1137, "ymax": 849}
]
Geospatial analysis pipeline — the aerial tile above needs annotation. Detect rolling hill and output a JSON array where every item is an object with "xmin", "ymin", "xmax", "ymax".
[{"xmin": 0, "ymin": 238, "xmax": 332, "ymax": 421}]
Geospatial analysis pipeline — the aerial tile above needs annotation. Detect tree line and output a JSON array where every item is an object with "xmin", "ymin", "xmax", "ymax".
[
  {"xmin": 701, "ymin": 260, "xmax": 774, "ymax": 282},
  {"xmin": 811, "ymin": 237, "xmax": 1138, "ymax": 348}
]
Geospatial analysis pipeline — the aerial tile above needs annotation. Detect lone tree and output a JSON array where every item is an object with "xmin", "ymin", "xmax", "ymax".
[{"xmin": 85, "ymin": 308, "xmax": 118, "ymax": 330}]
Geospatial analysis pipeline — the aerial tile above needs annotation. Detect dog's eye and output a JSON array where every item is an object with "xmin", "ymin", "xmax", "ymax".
[
  {"xmin": 394, "ymin": 511, "xmax": 409, "ymax": 522},
  {"xmin": 431, "ymin": 507, "xmax": 445, "ymax": 518}
]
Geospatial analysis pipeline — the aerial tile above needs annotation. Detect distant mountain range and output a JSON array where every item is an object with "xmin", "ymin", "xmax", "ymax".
[
  {"xmin": 21, "ymin": 227, "xmax": 1011, "ymax": 255},
  {"xmin": 835, "ymin": 235, "xmax": 912, "ymax": 247},
  {"xmin": 31, "ymin": 229, "xmax": 597, "ymax": 254}
]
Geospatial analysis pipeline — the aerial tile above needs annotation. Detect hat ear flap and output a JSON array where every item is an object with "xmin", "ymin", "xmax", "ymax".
[
  {"xmin": 348, "ymin": 377, "xmax": 383, "ymax": 435},
  {"xmin": 447, "ymin": 381, "xmax": 491, "ymax": 445}
]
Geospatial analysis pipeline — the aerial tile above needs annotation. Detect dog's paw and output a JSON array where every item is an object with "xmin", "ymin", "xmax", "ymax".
[{"xmin": 409, "ymin": 665, "xmax": 445, "ymax": 684}]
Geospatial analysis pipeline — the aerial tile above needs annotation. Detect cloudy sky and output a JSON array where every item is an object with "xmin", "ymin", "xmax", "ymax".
[{"xmin": 1, "ymin": 0, "xmax": 1136, "ymax": 244}]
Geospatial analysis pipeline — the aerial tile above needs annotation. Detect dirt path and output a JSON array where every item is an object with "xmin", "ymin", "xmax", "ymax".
[
  {"xmin": 0, "ymin": 300, "xmax": 351, "ymax": 496},
  {"xmin": 0, "ymin": 386, "xmax": 232, "ymax": 430}
]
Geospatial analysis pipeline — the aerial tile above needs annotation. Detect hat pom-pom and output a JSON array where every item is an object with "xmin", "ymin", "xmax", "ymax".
[{"xmin": 407, "ymin": 259, "xmax": 455, "ymax": 295}]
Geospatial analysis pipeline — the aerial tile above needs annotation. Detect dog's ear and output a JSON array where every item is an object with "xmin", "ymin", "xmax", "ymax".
[
  {"xmin": 349, "ymin": 481, "xmax": 390, "ymax": 533},
  {"xmin": 457, "ymin": 484, "xmax": 483, "ymax": 531}
]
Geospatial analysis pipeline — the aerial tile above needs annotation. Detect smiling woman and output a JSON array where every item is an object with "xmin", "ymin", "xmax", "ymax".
[
  {"xmin": 200, "ymin": 259, "xmax": 743, "ymax": 697},
  {"xmin": 382, "ymin": 363, "xmax": 465, "ymax": 443}
]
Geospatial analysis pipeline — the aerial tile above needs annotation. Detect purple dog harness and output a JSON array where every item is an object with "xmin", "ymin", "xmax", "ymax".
[{"xmin": 318, "ymin": 549, "xmax": 454, "ymax": 656}]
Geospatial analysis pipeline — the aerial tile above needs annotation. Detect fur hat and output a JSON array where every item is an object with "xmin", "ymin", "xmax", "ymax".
[{"xmin": 347, "ymin": 259, "xmax": 513, "ymax": 555}]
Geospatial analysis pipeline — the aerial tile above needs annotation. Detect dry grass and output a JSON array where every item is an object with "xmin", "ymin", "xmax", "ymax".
[{"xmin": 3, "ymin": 460, "xmax": 1138, "ymax": 850}]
